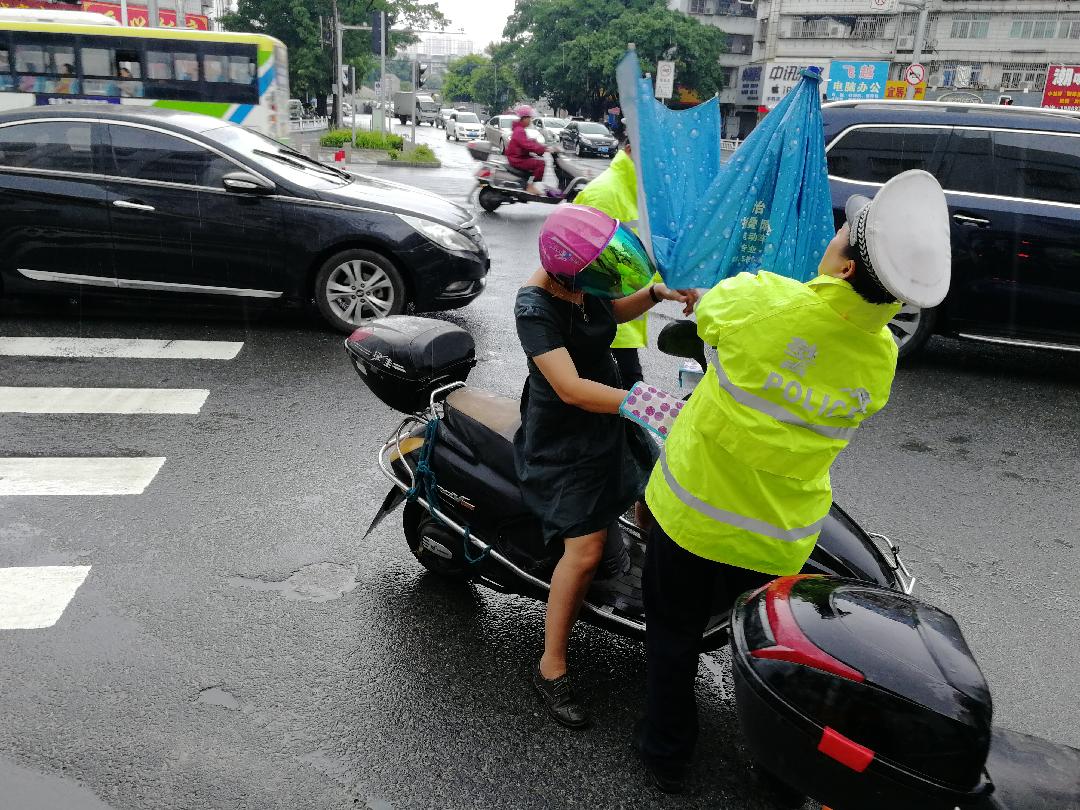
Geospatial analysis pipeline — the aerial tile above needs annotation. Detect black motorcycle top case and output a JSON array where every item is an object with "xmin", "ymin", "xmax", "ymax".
[
  {"xmin": 345, "ymin": 316, "xmax": 476, "ymax": 413},
  {"xmin": 731, "ymin": 575, "xmax": 994, "ymax": 810}
]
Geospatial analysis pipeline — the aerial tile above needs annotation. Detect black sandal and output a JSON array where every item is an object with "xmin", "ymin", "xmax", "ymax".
[{"xmin": 531, "ymin": 662, "xmax": 590, "ymax": 729}]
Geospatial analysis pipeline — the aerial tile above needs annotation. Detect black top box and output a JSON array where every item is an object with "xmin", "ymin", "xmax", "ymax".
[{"xmin": 345, "ymin": 316, "xmax": 476, "ymax": 413}]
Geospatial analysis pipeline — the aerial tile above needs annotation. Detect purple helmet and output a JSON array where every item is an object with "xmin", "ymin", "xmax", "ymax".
[
  {"xmin": 538, "ymin": 205, "xmax": 655, "ymax": 299},
  {"xmin": 513, "ymin": 104, "xmax": 538, "ymax": 119}
]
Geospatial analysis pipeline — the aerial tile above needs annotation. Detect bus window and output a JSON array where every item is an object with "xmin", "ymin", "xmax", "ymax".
[
  {"xmin": 79, "ymin": 45, "xmax": 143, "ymax": 98},
  {"xmin": 203, "ymin": 53, "xmax": 227, "ymax": 83},
  {"xmin": 174, "ymin": 52, "xmax": 197, "ymax": 81},
  {"xmin": 14, "ymin": 42, "xmax": 77, "ymax": 93},
  {"xmin": 0, "ymin": 47, "xmax": 11, "ymax": 91},
  {"xmin": 146, "ymin": 50, "xmax": 172, "ymax": 80},
  {"xmin": 227, "ymin": 54, "xmax": 255, "ymax": 84}
]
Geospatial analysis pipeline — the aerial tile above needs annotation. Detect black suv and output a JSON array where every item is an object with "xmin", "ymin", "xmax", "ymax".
[{"xmin": 822, "ymin": 101, "xmax": 1080, "ymax": 358}]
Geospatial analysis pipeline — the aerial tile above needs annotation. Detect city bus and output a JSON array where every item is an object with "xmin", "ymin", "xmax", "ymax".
[{"xmin": 0, "ymin": 13, "xmax": 289, "ymax": 138}]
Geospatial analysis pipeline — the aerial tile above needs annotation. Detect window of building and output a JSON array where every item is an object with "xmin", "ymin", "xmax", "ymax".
[
  {"xmin": 728, "ymin": 34, "xmax": 752, "ymax": 55},
  {"xmin": 791, "ymin": 17, "xmax": 831, "ymax": 38},
  {"xmin": 756, "ymin": 18, "xmax": 769, "ymax": 42},
  {"xmin": 1061, "ymin": 19, "xmax": 1080, "ymax": 39},
  {"xmin": 1010, "ymin": 17, "xmax": 1057, "ymax": 39},
  {"xmin": 853, "ymin": 16, "xmax": 886, "ymax": 40},
  {"xmin": 950, "ymin": 13, "xmax": 990, "ymax": 39},
  {"xmin": 1000, "ymin": 62, "xmax": 1048, "ymax": 90},
  {"xmin": 940, "ymin": 63, "xmax": 983, "ymax": 88},
  {"xmin": 688, "ymin": 0, "xmax": 709, "ymax": 14},
  {"xmin": 827, "ymin": 126, "xmax": 950, "ymax": 184}
]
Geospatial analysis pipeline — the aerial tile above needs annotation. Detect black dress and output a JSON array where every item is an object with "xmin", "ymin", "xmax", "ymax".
[{"xmin": 513, "ymin": 285, "xmax": 658, "ymax": 543}]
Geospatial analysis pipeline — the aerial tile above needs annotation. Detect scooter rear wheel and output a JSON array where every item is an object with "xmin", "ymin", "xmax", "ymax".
[
  {"xmin": 403, "ymin": 501, "xmax": 472, "ymax": 579},
  {"xmin": 478, "ymin": 186, "xmax": 503, "ymax": 213}
]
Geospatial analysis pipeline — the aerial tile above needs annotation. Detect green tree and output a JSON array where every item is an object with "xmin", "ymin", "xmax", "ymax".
[
  {"xmin": 221, "ymin": 0, "xmax": 447, "ymax": 110},
  {"xmin": 502, "ymin": 0, "xmax": 727, "ymax": 118},
  {"xmin": 441, "ymin": 54, "xmax": 487, "ymax": 102},
  {"xmin": 470, "ymin": 61, "xmax": 522, "ymax": 113}
]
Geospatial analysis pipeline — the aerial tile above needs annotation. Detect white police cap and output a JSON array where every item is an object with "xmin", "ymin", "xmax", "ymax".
[{"xmin": 845, "ymin": 169, "xmax": 951, "ymax": 308}]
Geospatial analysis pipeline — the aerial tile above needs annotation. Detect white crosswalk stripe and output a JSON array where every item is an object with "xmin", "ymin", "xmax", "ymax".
[
  {"xmin": 1, "ymin": 333, "xmax": 242, "ymax": 631},
  {"xmin": 0, "ymin": 566, "xmax": 92, "ymax": 629},
  {"xmin": 0, "ymin": 387, "xmax": 209, "ymax": 414},
  {"xmin": 0, "ymin": 337, "xmax": 243, "ymax": 360},
  {"xmin": 0, "ymin": 457, "xmax": 167, "ymax": 496}
]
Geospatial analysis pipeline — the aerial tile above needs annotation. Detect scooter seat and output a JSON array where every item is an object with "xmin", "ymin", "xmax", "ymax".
[{"xmin": 443, "ymin": 386, "xmax": 521, "ymax": 481}]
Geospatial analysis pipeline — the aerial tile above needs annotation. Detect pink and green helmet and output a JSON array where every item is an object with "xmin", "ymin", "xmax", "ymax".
[{"xmin": 537, "ymin": 204, "xmax": 655, "ymax": 299}]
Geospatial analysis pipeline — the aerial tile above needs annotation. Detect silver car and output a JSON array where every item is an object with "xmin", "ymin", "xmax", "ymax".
[{"xmin": 533, "ymin": 116, "xmax": 568, "ymax": 142}]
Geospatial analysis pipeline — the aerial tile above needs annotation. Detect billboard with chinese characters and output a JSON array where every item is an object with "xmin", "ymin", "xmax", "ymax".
[
  {"xmin": 762, "ymin": 62, "xmax": 830, "ymax": 109},
  {"xmin": 1042, "ymin": 65, "xmax": 1080, "ymax": 111},
  {"xmin": 737, "ymin": 65, "xmax": 762, "ymax": 104},
  {"xmin": 885, "ymin": 80, "xmax": 926, "ymax": 100},
  {"xmin": 826, "ymin": 61, "xmax": 888, "ymax": 101},
  {"xmin": 0, "ymin": 0, "xmax": 208, "ymax": 29}
]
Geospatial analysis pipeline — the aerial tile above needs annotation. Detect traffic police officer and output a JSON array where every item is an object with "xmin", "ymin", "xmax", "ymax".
[{"xmin": 638, "ymin": 170, "xmax": 953, "ymax": 792}]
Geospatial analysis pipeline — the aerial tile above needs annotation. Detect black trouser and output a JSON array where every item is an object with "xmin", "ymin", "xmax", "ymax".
[
  {"xmin": 642, "ymin": 521, "xmax": 771, "ymax": 773},
  {"xmin": 611, "ymin": 347, "xmax": 644, "ymax": 387}
]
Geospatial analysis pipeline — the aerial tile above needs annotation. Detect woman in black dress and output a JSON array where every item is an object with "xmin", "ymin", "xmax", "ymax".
[{"xmin": 515, "ymin": 205, "xmax": 696, "ymax": 728}]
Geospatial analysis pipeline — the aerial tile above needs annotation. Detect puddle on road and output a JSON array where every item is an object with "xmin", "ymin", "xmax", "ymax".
[
  {"xmin": 196, "ymin": 686, "xmax": 241, "ymax": 711},
  {"xmin": 229, "ymin": 562, "xmax": 359, "ymax": 602}
]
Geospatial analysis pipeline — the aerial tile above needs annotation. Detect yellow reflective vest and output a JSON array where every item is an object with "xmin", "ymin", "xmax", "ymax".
[
  {"xmin": 645, "ymin": 271, "xmax": 902, "ymax": 575},
  {"xmin": 572, "ymin": 151, "xmax": 651, "ymax": 349}
]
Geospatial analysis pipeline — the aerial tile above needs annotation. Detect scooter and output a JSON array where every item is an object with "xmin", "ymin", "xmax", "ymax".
[
  {"xmin": 346, "ymin": 315, "xmax": 914, "ymax": 649},
  {"xmin": 466, "ymin": 140, "xmax": 602, "ymax": 214}
]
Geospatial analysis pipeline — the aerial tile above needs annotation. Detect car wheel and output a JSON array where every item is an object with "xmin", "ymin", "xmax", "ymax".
[
  {"xmin": 478, "ymin": 186, "xmax": 503, "ymax": 213},
  {"xmin": 314, "ymin": 248, "xmax": 406, "ymax": 332},
  {"xmin": 889, "ymin": 303, "xmax": 937, "ymax": 360}
]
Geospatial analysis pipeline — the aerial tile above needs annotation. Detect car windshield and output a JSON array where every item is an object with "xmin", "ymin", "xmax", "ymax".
[
  {"xmin": 543, "ymin": 118, "xmax": 567, "ymax": 128},
  {"xmin": 204, "ymin": 125, "xmax": 351, "ymax": 188},
  {"xmin": 456, "ymin": 113, "xmax": 479, "ymax": 123},
  {"xmin": 578, "ymin": 123, "xmax": 609, "ymax": 135},
  {"xmin": 499, "ymin": 116, "xmax": 517, "ymax": 128}
]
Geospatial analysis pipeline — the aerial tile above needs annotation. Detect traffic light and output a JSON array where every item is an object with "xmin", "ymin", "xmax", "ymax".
[
  {"xmin": 417, "ymin": 62, "xmax": 428, "ymax": 89},
  {"xmin": 370, "ymin": 11, "xmax": 383, "ymax": 56}
]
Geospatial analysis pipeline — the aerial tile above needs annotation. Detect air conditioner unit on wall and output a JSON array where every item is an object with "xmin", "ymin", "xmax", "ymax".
[{"xmin": 896, "ymin": 35, "xmax": 914, "ymax": 51}]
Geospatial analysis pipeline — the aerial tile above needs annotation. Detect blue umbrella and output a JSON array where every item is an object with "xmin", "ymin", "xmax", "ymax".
[{"xmin": 615, "ymin": 49, "xmax": 834, "ymax": 290}]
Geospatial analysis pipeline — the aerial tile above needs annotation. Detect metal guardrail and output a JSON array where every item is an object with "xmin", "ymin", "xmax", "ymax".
[
  {"xmin": 289, "ymin": 116, "xmax": 330, "ymax": 133},
  {"xmin": 721, "ymin": 137, "xmax": 742, "ymax": 151}
]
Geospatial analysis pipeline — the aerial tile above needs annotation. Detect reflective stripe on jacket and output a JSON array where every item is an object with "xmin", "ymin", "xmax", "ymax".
[
  {"xmin": 573, "ymin": 150, "xmax": 651, "ymax": 349},
  {"xmin": 645, "ymin": 271, "xmax": 901, "ymax": 575}
]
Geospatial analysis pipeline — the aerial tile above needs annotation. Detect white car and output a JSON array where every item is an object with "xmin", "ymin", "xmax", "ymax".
[
  {"xmin": 447, "ymin": 111, "xmax": 484, "ymax": 142},
  {"xmin": 437, "ymin": 108, "xmax": 456, "ymax": 129},
  {"xmin": 533, "ymin": 116, "xmax": 568, "ymax": 142}
]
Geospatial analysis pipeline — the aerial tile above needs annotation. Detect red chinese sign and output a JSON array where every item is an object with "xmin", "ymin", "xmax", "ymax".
[
  {"xmin": 83, "ymin": 2, "xmax": 209, "ymax": 30},
  {"xmin": 0, "ymin": 0, "xmax": 208, "ymax": 30},
  {"xmin": 1042, "ymin": 65, "xmax": 1080, "ymax": 110}
]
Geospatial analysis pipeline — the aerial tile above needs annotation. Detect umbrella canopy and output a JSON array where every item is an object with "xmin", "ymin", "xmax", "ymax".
[{"xmin": 616, "ymin": 49, "xmax": 835, "ymax": 290}]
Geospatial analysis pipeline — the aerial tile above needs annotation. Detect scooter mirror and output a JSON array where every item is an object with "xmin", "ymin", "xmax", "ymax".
[{"xmin": 657, "ymin": 320, "xmax": 706, "ymax": 370}]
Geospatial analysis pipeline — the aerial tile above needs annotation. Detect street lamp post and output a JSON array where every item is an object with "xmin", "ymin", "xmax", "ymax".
[{"xmin": 898, "ymin": 0, "xmax": 930, "ymax": 100}]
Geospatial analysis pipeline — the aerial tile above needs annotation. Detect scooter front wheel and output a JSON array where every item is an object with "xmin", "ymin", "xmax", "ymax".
[
  {"xmin": 477, "ymin": 186, "xmax": 504, "ymax": 213},
  {"xmin": 403, "ymin": 501, "xmax": 472, "ymax": 579}
]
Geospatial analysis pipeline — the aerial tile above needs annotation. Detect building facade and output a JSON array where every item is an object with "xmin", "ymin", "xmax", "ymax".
[{"xmin": 670, "ymin": 0, "xmax": 1080, "ymax": 137}]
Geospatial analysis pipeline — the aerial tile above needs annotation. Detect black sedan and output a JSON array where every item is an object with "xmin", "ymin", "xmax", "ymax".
[
  {"xmin": 0, "ymin": 106, "xmax": 488, "ymax": 332},
  {"xmin": 559, "ymin": 121, "xmax": 618, "ymax": 158}
]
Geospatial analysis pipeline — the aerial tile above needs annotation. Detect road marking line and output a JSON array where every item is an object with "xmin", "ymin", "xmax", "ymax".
[
  {"xmin": 0, "ymin": 387, "xmax": 209, "ymax": 414},
  {"xmin": 0, "ymin": 566, "xmax": 91, "ymax": 629},
  {"xmin": 0, "ymin": 337, "xmax": 243, "ymax": 360},
  {"xmin": 0, "ymin": 457, "xmax": 166, "ymax": 496}
]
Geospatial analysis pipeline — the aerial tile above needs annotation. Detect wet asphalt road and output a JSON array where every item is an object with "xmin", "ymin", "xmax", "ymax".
[{"xmin": 0, "ymin": 121, "xmax": 1078, "ymax": 810}]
